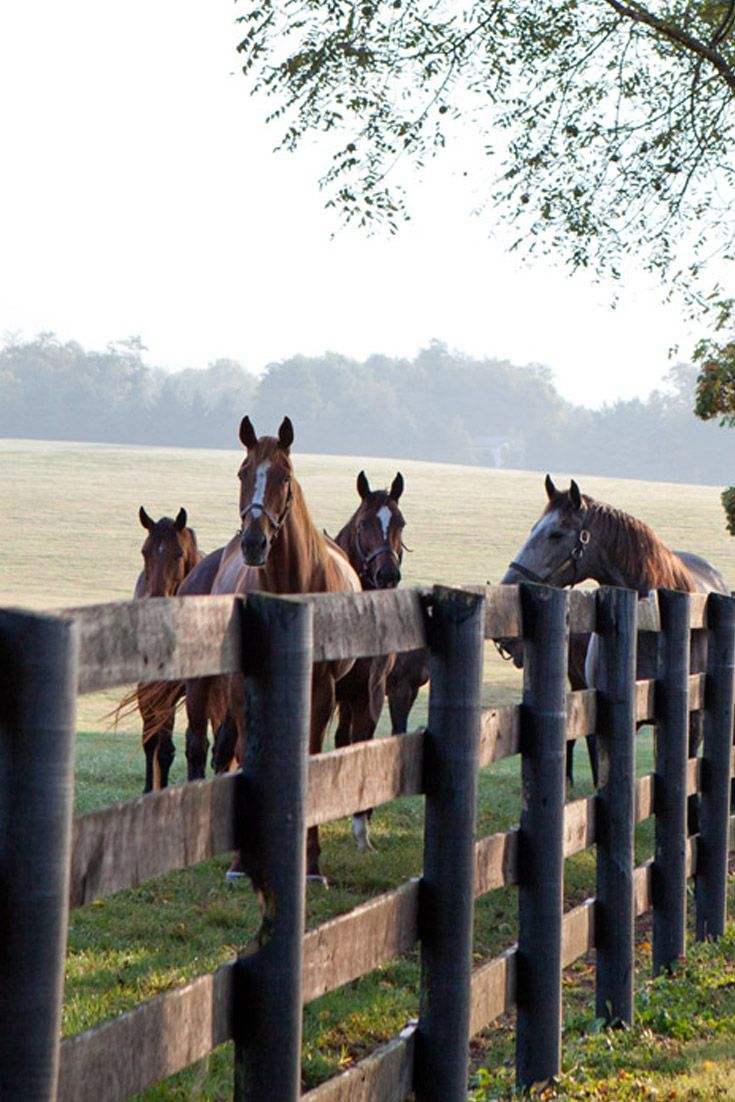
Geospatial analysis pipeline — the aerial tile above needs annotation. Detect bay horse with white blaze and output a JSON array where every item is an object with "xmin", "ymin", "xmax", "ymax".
[
  {"xmin": 134, "ymin": 507, "xmax": 202, "ymax": 791},
  {"xmin": 188, "ymin": 416, "xmax": 361, "ymax": 882},
  {"xmin": 333, "ymin": 469, "xmax": 406, "ymax": 852},
  {"xmin": 502, "ymin": 475, "xmax": 729, "ymax": 819}
]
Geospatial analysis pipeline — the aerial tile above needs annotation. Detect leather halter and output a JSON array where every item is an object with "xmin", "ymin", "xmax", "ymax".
[
  {"xmin": 354, "ymin": 524, "xmax": 403, "ymax": 588},
  {"xmin": 240, "ymin": 479, "xmax": 294, "ymax": 540},
  {"xmin": 508, "ymin": 525, "xmax": 591, "ymax": 587}
]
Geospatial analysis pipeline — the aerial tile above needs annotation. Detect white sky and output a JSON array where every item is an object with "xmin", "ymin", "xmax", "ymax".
[{"xmin": 0, "ymin": 1, "xmax": 713, "ymax": 409}]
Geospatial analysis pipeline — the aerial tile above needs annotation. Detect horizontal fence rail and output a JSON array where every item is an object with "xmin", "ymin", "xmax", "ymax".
[
  {"xmin": 1, "ymin": 582, "xmax": 733, "ymax": 1102},
  {"xmin": 59, "ymin": 586, "xmax": 710, "ymax": 697}
]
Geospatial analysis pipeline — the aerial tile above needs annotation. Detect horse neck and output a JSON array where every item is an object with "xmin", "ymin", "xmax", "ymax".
[
  {"xmin": 261, "ymin": 487, "xmax": 329, "ymax": 594},
  {"xmin": 586, "ymin": 502, "xmax": 696, "ymax": 595},
  {"xmin": 334, "ymin": 515, "xmax": 359, "ymax": 575},
  {"xmin": 181, "ymin": 529, "xmax": 201, "ymax": 577}
]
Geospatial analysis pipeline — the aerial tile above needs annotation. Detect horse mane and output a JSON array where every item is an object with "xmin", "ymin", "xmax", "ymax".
[
  {"xmin": 180, "ymin": 525, "xmax": 200, "ymax": 575},
  {"xmin": 579, "ymin": 495, "xmax": 697, "ymax": 593}
]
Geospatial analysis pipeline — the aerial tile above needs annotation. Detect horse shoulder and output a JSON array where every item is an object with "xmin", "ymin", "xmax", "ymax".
[{"xmin": 213, "ymin": 537, "xmax": 253, "ymax": 596}]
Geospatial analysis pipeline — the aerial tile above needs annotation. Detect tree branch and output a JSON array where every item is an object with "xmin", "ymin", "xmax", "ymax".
[{"xmin": 602, "ymin": 0, "xmax": 735, "ymax": 93}]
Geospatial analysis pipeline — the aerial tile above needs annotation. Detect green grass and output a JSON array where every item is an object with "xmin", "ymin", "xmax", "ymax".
[
  {"xmin": 469, "ymin": 903, "xmax": 735, "ymax": 1101},
  {"xmin": 2, "ymin": 437, "xmax": 734, "ymax": 1099}
]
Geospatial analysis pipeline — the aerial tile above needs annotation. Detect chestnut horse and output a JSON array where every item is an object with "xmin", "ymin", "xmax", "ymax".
[
  {"xmin": 134, "ymin": 507, "xmax": 202, "ymax": 791},
  {"xmin": 502, "ymin": 475, "xmax": 729, "ymax": 817},
  {"xmin": 333, "ymin": 469, "xmax": 406, "ymax": 851},
  {"xmin": 188, "ymin": 415, "xmax": 361, "ymax": 882}
]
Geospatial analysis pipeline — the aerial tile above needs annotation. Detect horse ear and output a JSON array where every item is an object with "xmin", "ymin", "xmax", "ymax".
[
  {"xmin": 175, "ymin": 507, "xmax": 187, "ymax": 531},
  {"xmin": 278, "ymin": 416, "xmax": 294, "ymax": 451},
  {"xmin": 239, "ymin": 416, "xmax": 258, "ymax": 450},
  {"xmin": 139, "ymin": 506, "xmax": 154, "ymax": 530},
  {"xmin": 545, "ymin": 474, "xmax": 557, "ymax": 500},
  {"xmin": 569, "ymin": 480, "xmax": 582, "ymax": 509},
  {"xmin": 357, "ymin": 470, "xmax": 370, "ymax": 499},
  {"xmin": 390, "ymin": 472, "xmax": 404, "ymax": 502}
]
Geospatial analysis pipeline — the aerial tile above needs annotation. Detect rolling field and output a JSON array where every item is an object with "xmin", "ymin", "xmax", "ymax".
[{"xmin": 2, "ymin": 435, "xmax": 735, "ymax": 1099}]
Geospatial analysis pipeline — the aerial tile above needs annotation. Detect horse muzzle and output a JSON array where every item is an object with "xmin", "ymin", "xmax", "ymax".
[
  {"xmin": 240, "ymin": 526, "xmax": 269, "ymax": 567},
  {"xmin": 373, "ymin": 562, "xmax": 401, "ymax": 589}
]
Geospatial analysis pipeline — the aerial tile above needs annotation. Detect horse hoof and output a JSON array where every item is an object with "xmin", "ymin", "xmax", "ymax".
[
  {"xmin": 225, "ymin": 869, "xmax": 247, "ymax": 883},
  {"xmin": 306, "ymin": 874, "xmax": 329, "ymax": 889}
]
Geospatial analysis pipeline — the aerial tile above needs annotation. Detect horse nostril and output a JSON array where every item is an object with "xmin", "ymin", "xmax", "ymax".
[{"xmin": 376, "ymin": 565, "xmax": 400, "ymax": 589}]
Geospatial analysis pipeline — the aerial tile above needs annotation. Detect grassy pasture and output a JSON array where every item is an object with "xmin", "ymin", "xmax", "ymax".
[{"xmin": 2, "ymin": 436, "xmax": 735, "ymax": 1099}]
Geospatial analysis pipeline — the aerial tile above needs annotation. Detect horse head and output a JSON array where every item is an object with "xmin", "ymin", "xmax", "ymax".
[
  {"xmin": 237, "ymin": 415, "xmax": 296, "ymax": 567},
  {"xmin": 138, "ymin": 506, "xmax": 196, "ymax": 596},
  {"xmin": 350, "ymin": 469, "xmax": 406, "ymax": 589},
  {"xmin": 501, "ymin": 474, "xmax": 591, "ymax": 588}
]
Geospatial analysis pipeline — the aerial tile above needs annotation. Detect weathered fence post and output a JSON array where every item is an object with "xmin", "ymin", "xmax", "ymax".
[
  {"xmin": 515, "ymin": 584, "xmax": 569, "ymax": 1090},
  {"xmin": 695, "ymin": 592, "xmax": 735, "ymax": 940},
  {"xmin": 594, "ymin": 586, "xmax": 637, "ymax": 1025},
  {"xmin": 653, "ymin": 589, "xmax": 691, "ymax": 974},
  {"xmin": 413, "ymin": 585, "xmax": 485, "ymax": 1102},
  {"xmin": 0, "ymin": 610, "xmax": 79, "ymax": 1102},
  {"xmin": 233, "ymin": 593, "xmax": 313, "ymax": 1102}
]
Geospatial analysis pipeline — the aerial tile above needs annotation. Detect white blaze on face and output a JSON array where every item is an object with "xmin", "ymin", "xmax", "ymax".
[
  {"xmin": 377, "ymin": 505, "xmax": 392, "ymax": 541},
  {"xmin": 250, "ymin": 460, "xmax": 271, "ymax": 517}
]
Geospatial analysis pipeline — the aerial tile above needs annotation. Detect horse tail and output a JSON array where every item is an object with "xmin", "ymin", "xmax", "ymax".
[{"xmin": 108, "ymin": 680, "xmax": 185, "ymax": 742}]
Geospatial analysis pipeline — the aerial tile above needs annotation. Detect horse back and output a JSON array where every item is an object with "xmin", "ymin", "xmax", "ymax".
[
  {"xmin": 178, "ymin": 546, "xmax": 225, "ymax": 597},
  {"xmin": 674, "ymin": 550, "xmax": 730, "ymax": 596}
]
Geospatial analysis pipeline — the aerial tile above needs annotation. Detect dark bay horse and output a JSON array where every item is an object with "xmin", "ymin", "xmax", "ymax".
[
  {"xmin": 190, "ymin": 415, "xmax": 361, "ymax": 882},
  {"xmin": 502, "ymin": 475, "xmax": 729, "ymax": 810},
  {"xmin": 134, "ymin": 507, "xmax": 202, "ymax": 791},
  {"xmin": 333, "ymin": 469, "xmax": 406, "ymax": 851}
]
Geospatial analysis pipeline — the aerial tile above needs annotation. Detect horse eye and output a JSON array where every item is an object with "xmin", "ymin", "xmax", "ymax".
[{"xmin": 549, "ymin": 531, "xmax": 564, "ymax": 541}]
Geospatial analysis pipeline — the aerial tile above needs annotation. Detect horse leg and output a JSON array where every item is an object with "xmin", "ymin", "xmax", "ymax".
[
  {"xmin": 688, "ymin": 711, "xmax": 703, "ymax": 836},
  {"xmin": 185, "ymin": 677, "xmax": 212, "ymax": 780},
  {"xmin": 306, "ymin": 668, "xmax": 336, "ymax": 884},
  {"xmin": 212, "ymin": 712, "xmax": 238, "ymax": 774},
  {"xmin": 139, "ymin": 685, "xmax": 160, "ymax": 794},
  {"xmin": 388, "ymin": 679, "xmax": 419, "ymax": 735},
  {"xmin": 586, "ymin": 733, "xmax": 599, "ymax": 788},
  {"xmin": 154, "ymin": 723, "xmax": 176, "ymax": 788},
  {"xmin": 155, "ymin": 682, "xmax": 183, "ymax": 789},
  {"xmin": 334, "ymin": 698, "xmax": 353, "ymax": 751},
  {"xmin": 350, "ymin": 657, "xmax": 390, "ymax": 851}
]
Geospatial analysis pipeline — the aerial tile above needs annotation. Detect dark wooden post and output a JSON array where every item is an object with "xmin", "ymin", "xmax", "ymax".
[
  {"xmin": 233, "ymin": 594, "xmax": 313, "ymax": 1102},
  {"xmin": 653, "ymin": 589, "xmax": 691, "ymax": 974},
  {"xmin": 594, "ymin": 586, "xmax": 637, "ymax": 1024},
  {"xmin": 0, "ymin": 610, "xmax": 79, "ymax": 1102},
  {"xmin": 515, "ymin": 584, "xmax": 569, "ymax": 1090},
  {"xmin": 413, "ymin": 586, "xmax": 485, "ymax": 1102},
  {"xmin": 695, "ymin": 592, "xmax": 735, "ymax": 940}
]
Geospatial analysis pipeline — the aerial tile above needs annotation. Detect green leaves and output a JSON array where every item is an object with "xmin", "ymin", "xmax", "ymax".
[{"xmin": 234, "ymin": 0, "xmax": 735, "ymax": 299}]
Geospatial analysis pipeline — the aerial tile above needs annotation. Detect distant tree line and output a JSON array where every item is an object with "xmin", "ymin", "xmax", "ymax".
[{"xmin": 0, "ymin": 333, "xmax": 728, "ymax": 486}]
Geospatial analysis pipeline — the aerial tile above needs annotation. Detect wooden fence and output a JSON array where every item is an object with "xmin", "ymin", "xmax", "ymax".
[{"xmin": 1, "ymin": 581, "xmax": 734, "ymax": 1102}]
